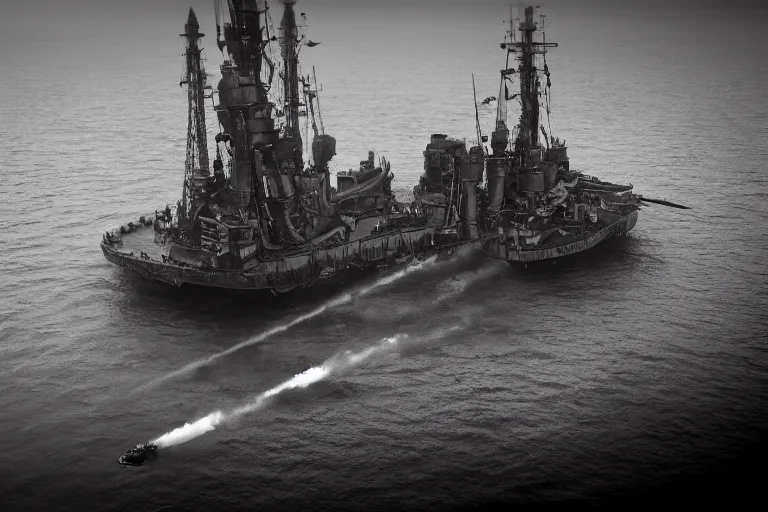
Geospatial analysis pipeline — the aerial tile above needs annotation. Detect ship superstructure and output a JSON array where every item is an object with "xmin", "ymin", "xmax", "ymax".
[
  {"xmin": 180, "ymin": 8, "xmax": 212, "ymax": 225},
  {"xmin": 415, "ymin": 5, "xmax": 687, "ymax": 264},
  {"xmin": 101, "ymin": 1, "xmax": 465, "ymax": 292},
  {"xmin": 100, "ymin": 3, "xmax": 687, "ymax": 291}
]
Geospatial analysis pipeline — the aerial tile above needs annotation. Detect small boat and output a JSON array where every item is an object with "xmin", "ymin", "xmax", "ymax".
[{"xmin": 118, "ymin": 442, "xmax": 158, "ymax": 467}]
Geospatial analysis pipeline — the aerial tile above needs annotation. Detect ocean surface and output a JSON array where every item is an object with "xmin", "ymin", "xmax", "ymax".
[{"xmin": 1, "ymin": 0, "xmax": 767, "ymax": 510}]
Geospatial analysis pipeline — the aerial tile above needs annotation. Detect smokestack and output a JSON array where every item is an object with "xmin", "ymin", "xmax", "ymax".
[{"xmin": 462, "ymin": 146, "xmax": 484, "ymax": 240}]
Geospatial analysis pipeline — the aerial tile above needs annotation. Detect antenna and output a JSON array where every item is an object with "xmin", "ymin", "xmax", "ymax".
[
  {"xmin": 472, "ymin": 74, "xmax": 483, "ymax": 147},
  {"xmin": 313, "ymin": 66, "xmax": 325, "ymax": 135},
  {"xmin": 543, "ymin": 26, "xmax": 553, "ymax": 139},
  {"xmin": 302, "ymin": 74, "xmax": 319, "ymax": 139}
]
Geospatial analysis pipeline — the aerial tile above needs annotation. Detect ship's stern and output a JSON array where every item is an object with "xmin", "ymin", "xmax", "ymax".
[{"xmin": 625, "ymin": 210, "xmax": 639, "ymax": 234}]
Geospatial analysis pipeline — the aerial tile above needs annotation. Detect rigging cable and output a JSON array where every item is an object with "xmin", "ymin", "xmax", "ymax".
[
  {"xmin": 541, "ymin": 17, "xmax": 553, "ymax": 142},
  {"xmin": 313, "ymin": 66, "xmax": 325, "ymax": 135},
  {"xmin": 472, "ymin": 73, "xmax": 483, "ymax": 146},
  {"xmin": 303, "ymin": 84, "xmax": 310, "ymax": 164}
]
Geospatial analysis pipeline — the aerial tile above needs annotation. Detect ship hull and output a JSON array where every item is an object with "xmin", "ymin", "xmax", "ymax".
[
  {"xmin": 484, "ymin": 210, "xmax": 638, "ymax": 263},
  {"xmin": 102, "ymin": 242, "xmax": 377, "ymax": 292},
  {"xmin": 101, "ymin": 220, "xmax": 453, "ymax": 292}
]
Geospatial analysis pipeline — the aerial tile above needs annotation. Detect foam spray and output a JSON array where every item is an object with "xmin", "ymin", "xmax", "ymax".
[
  {"xmin": 434, "ymin": 261, "xmax": 508, "ymax": 304},
  {"xmin": 149, "ymin": 325, "xmax": 463, "ymax": 449}
]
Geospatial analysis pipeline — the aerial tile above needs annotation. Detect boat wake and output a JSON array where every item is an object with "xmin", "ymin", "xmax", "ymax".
[
  {"xmin": 150, "ymin": 323, "xmax": 465, "ymax": 449},
  {"xmin": 435, "ymin": 261, "xmax": 509, "ymax": 304},
  {"xmin": 133, "ymin": 293, "xmax": 353, "ymax": 394},
  {"xmin": 134, "ymin": 255, "xmax": 440, "ymax": 394},
  {"xmin": 359, "ymin": 254, "xmax": 438, "ymax": 296}
]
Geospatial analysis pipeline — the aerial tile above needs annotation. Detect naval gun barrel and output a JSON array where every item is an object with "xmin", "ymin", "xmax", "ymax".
[{"xmin": 636, "ymin": 195, "xmax": 690, "ymax": 209}]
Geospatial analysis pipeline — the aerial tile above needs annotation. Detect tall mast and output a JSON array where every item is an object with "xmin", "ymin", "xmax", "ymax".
[
  {"xmin": 280, "ymin": 0, "xmax": 301, "ymax": 145},
  {"xmin": 215, "ymin": 0, "xmax": 275, "ymax": 211},
  {"xmin": 180, "ymin": 8, "xmax": 210, "ymax": 217},
  {"xmin": 496, "ymin": 7, "xmax": 513, "ymax": 132},
  {"xmin": 506, "ymin": 5, "xmax": 557, "ymax": 162},
  {"xmin": 519, "ymin": 6, "xmax": 537, "ymax": 152}
]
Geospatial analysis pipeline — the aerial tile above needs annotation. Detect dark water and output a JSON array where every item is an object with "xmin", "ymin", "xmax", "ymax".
[{"xmin": 2, "ymin": 0, "xmax": 767, "ymax": 510}]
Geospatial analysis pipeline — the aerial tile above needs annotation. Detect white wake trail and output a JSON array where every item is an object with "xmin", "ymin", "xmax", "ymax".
[
  {"xmin": 435, "ymin": 262, "xmax": 508, "ymax": 304},
  {"xmin": 136, "ymin": 256, "xmax": 440, "ymax": 393},
  {"xmin": 229, "ymin": 336, "xmax": 403, "ymax": 419},
  {"xmin": 150, "ymin": 334, "xmax": 408, "ymax": 448},
  {"xmin": 135, "ymin": 293, "xmax": 353, "ymax": 392},
  {"xmin": 358, "ymin": 254, "xmax": 437, "ymax": 296},
  {"xmin": 148, "ymin": 323, "xmax": 468, "ymax": 449},
  {"xmin": 152, "ymin": 411, "xmax": 225, "ymax": 448}
]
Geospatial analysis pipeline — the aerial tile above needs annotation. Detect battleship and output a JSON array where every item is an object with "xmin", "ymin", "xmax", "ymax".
[
  {"xmin": 100, "ymin": 0, "xmax": 483, "ymax": 293},
  {"xmin": 102, "ymin": 2, "xmax": 687, "ymax": 291},
  {"xmin": 413, "ymin": 5, "xmax": 688, "ymax": 265}
]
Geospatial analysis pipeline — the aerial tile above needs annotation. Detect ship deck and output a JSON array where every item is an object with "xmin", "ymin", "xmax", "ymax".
[
  {"xmin": 101, "ymin": 215, "xmax": 448, "ymax": 291},
  {"xmin": 487, "ymin": 210, "xmax": 639, "ymax": 263},
  {"xmin": 112, "ymin": 224, "xmax": 169, "ymax": 262}
]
